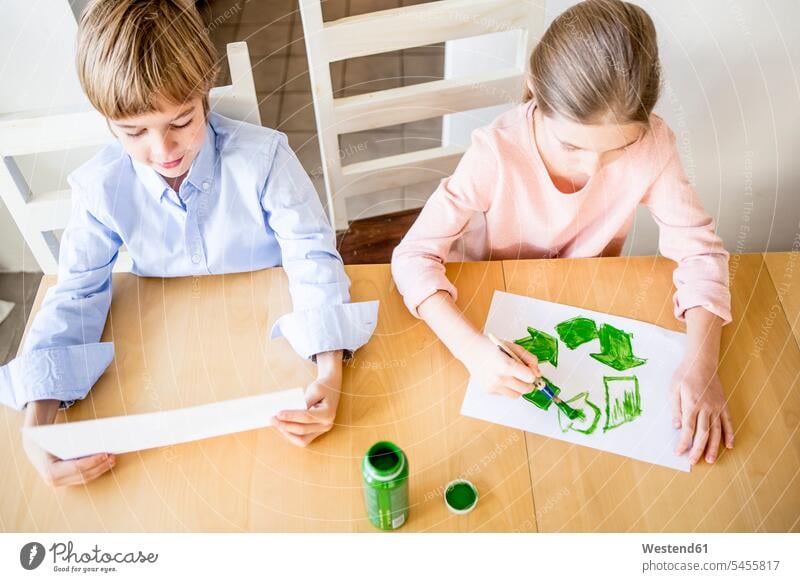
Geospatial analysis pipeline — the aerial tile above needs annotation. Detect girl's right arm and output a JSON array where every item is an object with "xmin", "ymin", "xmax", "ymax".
[
  {"xmin": 392, "ymin": 130, "xmax": 539, "ymax": 393},
  {"xmin": 418, "ymin": 291, "xmax": 540, "ymax": 397}
]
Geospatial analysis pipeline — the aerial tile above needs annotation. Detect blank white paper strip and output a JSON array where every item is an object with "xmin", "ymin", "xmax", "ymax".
[{"xmin": 22, "ymin": 387, "xmax": 306, "ymax": 460}]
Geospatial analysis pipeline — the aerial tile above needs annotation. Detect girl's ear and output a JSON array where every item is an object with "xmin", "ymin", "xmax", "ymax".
[{"xmin": 523, "ymin": 77, "xmax": 535, "ymax": 102}]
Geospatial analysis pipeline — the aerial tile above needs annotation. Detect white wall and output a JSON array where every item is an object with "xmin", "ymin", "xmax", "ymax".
[
  {"xmin": 0, "ymin": 0, "xmax": 88, "ymax": 272},
  {"xmin": 444, "ymin": 0, "xmax": 800, "ymax": 254}
]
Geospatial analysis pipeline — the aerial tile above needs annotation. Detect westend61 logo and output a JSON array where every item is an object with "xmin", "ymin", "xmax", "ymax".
[{"xmin": 19, "ymin": 541, "xmax": 158, "ymax": 574}]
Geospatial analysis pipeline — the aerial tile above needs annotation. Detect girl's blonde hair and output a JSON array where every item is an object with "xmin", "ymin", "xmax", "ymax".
[
  {"xmin": 525, "ymin": 0, "xmax": 661, "ymax": 125},
  {"xmin": 76, "ymin": 0, "xmax": 219, "ymax": 119}
]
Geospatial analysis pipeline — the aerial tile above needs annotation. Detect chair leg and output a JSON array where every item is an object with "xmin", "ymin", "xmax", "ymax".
[{"xmin": 331, "ymin": 191, "xmax": 349, "ymax": 232}]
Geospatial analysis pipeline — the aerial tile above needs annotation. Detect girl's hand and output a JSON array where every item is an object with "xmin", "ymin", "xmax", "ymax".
[
  {"xmin": 23, "ymin": 400, "xmax": 115, "ymax": 487},
  {"xmin": 416, "ymin": 291, "xmax": 540, "ymax": 396},
  {"xmin": 672, "ymin": 354, "xmax": 734, "ymax": 465},
  {"xmin": 273, "ymin": 351, "xmax": 343, "ymax": 447},
  {"xmin": 463, "ymin": 336, "xmax": 540, "ymax": 398}
]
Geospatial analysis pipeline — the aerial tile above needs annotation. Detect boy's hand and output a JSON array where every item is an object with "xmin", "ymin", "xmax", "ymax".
[
  {"xmin": 671, "ymin": 354, "xmax": 734, "ymax": 465},
  {"xmin": 273, "ymin": 350, "xmax": 343, "ymax": 447},
  {"xmin": 23, "ymin": 400, "xmax": 115, "ymax": 487},
  {"xmin": 464, "ymin": 335, "xmax": 540, "ymax": 398}
]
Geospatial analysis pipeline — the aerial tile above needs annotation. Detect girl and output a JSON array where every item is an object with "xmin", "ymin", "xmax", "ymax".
[{"xmin": 391, "ymin": 0, "xmax": 733, "ymax": 466}]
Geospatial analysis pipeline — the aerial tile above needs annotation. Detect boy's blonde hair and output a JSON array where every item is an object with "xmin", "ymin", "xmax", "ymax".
[
  {"xmin": 76, "ymin": 0, "xmax": 219, "ymax": 120},
  {"xmin": 525, "ymin": 0, "xmax": 661, "ymax": 126}
]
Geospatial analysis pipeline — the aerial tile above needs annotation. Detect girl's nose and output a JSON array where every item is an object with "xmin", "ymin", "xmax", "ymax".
[{"xmin": 583, "ymin": 154, "xmax": 602, "ymax": 176}]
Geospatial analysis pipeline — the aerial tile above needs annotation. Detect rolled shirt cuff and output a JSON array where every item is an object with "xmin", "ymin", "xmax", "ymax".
[
  {"xmin": 0, "ymin": 342, "xmax": 114, "ymax": 410},
  {"xmin": 673, "ymin": 282, "xmax": 733, "ymax": 325},
  {"xmin": 270, "ymin": 300, "xmax": 379, "ymax": 360}
]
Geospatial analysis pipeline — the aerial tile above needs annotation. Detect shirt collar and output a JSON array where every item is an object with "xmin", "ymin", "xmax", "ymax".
[
  {"xmin": 130, "ymin": 122, "xmax": 217, "ymax": 204},
  {"xmin": 184, "ymin": 122, "xmax": 216, "ymax": 192}
]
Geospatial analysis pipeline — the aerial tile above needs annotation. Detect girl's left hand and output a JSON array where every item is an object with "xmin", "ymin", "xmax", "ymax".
[
  {"xmin": 273, "ymin": 374, "xmax": 342, "ymax": 447},
  {"xmin": 671, "ymin": 354, "xmax": 734, "ymax": 465}
]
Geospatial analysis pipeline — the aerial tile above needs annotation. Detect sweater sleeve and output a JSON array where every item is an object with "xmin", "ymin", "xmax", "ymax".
[
  {"xmin": 391, "ymin": 129, "xmax": 497, "ymax": 317},
  {"xmin": 642, "ymin": 128, "xmax": 732, "ymax": 324}
]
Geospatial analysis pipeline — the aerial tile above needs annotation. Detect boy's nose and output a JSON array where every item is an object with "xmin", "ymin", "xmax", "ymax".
[{"xmin": 151, "ymin": 135, "xmax": 175, "ymax": 160}]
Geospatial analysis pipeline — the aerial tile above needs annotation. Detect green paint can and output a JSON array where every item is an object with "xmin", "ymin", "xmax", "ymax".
[
  {"xmin": 444, "ymin": 479, "xmax": 479, "ymax": 515},
  {"xmin": 362, "ymin": 440, "xmax": 409, "ymax": 531}
]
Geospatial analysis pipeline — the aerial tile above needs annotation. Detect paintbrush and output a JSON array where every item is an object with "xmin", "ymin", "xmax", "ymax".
[{"xmin": 487, "ymin": 333, "xmax": 584, "ymax": 420}]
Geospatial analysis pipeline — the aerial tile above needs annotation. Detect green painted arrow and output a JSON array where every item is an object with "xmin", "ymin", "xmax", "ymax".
[
  {"xmin": 555, "ymin": 316, "xmax": 599, "ymax": 350},
  {"xmin": 590, "ymin": 324, "xmax": 647, "ymax": 371},
  {"xmin": 514, "ymin": 326, "xmax": 558, "ymax": 367},
  {"xmin": 557, "ymin": 391, "xmax": 601, "ymax": 435}
]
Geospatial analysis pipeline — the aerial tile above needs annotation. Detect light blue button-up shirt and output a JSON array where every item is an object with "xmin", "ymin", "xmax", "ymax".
[{"xmin": 0, "ymin": 113, "xmax": 379, "ymax": 410}]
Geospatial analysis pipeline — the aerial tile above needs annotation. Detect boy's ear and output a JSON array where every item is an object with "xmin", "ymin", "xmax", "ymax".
[{"xmin": 105, "ymin": 118, "xmax": 118, "ymax": 140}]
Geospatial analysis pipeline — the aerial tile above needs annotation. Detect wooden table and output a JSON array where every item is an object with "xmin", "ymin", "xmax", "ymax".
[
  {"xmin": 505, "ymin": 253, "xmax": 800, "ymax": 532},
  {"xmin": 0, "ymin": 262, "xmax": 533, "ymax": 532},
  {"xmin": 764, "ymin": 251, "xmax": 800, "ymax": 347},
  {"xmin": 1, "ymin": 254, "xmax": 797, "ymax": 532}
]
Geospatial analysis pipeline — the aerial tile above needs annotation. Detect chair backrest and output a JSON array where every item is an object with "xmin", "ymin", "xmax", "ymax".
[
  {"xmin": 0, "ymin": 42, "xmax": 260, "ymax": 275},
  {"xmin": 299, "ymin": 0, "xmax": 545, "ymax": 230}
]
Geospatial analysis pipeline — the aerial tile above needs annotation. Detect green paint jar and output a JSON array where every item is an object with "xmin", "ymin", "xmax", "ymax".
[
  {"xmin": 444, "ymin": 479, "xmax": 479, "ymax": 515},
  {"xmin": 362, "ymin": 441, "xmax": 409, "ymax": 531}
]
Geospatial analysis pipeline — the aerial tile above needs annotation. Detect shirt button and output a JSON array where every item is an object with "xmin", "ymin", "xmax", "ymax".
[
  {"xmin": 202, "ymin": 181, "xmax": 210, "ymax": 192},
  {"xmin": 191, "ymin": 254, "xmax": 201, "ymax": 264}
]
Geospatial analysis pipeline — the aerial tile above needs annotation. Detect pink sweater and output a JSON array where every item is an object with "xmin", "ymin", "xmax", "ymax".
[{"xmin": 391, "ymin": 102, "xmax": 731, "ymax": 323}]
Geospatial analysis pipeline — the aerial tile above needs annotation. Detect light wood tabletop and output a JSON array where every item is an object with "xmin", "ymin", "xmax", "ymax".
[
  {"xmin": 764, "ymin": 251, "xmax": 800, "ymax": 347},
  {"xmin": 0, "ymin": 254, "xmax": 797, "ymax": 532},
  {"xmin": 0, "ymin": 262, "xmax": 534, "ymax": 532},
  {"xmin": 503, "ymin": 253, "xmax": 800, "ymax": 532}
]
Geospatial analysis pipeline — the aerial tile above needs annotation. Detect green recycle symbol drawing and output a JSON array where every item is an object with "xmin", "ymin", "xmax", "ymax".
[{"xmin": 515, "ymin": 316, "xmax": 648, "ymax": 435}]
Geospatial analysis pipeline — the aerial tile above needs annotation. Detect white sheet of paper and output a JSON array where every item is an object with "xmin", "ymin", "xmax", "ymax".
[
  {"xmin": 22, "ymin": 387, "xmax": 306, "ymax": 460},
  {"xmin": 461, "ymin": 291, "xmax": 691, "ymax": 472}
]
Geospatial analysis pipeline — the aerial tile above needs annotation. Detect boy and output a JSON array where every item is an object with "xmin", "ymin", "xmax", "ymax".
[{"xmin": 0, "ymin": 0, "xmax": 378, "ymax": 487}]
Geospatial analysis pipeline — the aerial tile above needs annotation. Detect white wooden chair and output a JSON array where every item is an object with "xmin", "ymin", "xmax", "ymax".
[
  {"xmin": 299, "ymin": 0, "xmax": 545, "ymax": 231},
  {"xmin": 0, "ymin": 42, "xmax": 260, "ymax": 275}
]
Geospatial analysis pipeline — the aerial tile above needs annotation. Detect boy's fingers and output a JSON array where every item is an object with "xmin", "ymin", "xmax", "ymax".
[
  {"xmin": 73, "ymin": 458, "xmax": 115, "ymax": 485},
  {"xmin": 675, "ymin": 407, "xmax": 697, "ymax": 454},
  {"xmin": 275, "ymin": 409, "xmax": 314, "ymax": 424},
  {"xmin": 49, "ymin": 457, "xmax": 111, "ymax": 487},
  {"xmin": 51, "ymin": 454, "xmax": 108, "ymax": 484},
  {"xmin": 705, "ymin": 418, "xmax": 722, "ymax": 463},
  {"xmin": 274, "ymin": 419, "xmax": 329, "ymax": 436},
  {"xmin": 276, "ymin": 426, "xmax": 311, "ymax": 448},
  {"xmin": 721, "ymin": 407, "xmax": 735, "ymax": 448},
  {"xmin": 304, "ymin": 390, "xmax": 326, "ymax": 409},
  {"xmin": 688, "ymin": 412, "xmax": 710, "ymax": 464}
]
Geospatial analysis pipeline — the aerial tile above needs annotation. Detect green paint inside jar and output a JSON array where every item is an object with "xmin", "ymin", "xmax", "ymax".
[
  {"xmin": 445, "ymin": 482, "xmax": 477, "ymax": 511},
  {"xmin": 367, "ymin": 443, "xmax": 401, "ymax": 475}
]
